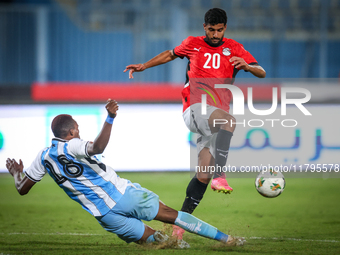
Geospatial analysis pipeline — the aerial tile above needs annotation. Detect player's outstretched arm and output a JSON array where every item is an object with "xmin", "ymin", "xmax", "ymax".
[
  {"xmin": 230, "ymin": 56, "xmax": 266, "ymax": 78},
  {"xmin": 6, "ymin": 158, "xmax": 36, "ymax": 195},
  {"xmin": 123, "ymin": 50, "xmax": 177, "ymax": 79},
  {"xmin": 87, "ymin": 99, "xmax": 119, "ymax": 156}
]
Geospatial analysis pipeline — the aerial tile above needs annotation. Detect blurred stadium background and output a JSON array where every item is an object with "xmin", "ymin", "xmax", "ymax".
[
  {"xmin": 0, "ymin": 0, "xmax": 339, "ymax": 172},
  {"xmin": 0, "ymin": 0, "xmax": 339, "ymax": 87},
  {"xmin": 0, "ymin": 3, "xmax": 340, "ymax": 254}
]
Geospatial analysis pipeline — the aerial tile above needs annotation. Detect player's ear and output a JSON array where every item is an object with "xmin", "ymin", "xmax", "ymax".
[{"xmin": 69, "ymin": 128, "xmax": 75, "ymax": 137}]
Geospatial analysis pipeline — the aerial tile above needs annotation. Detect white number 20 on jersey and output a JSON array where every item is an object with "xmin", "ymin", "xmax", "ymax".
[{"xmin": 203, "ymin": 53, "xmax": 220, "ymax": 69}]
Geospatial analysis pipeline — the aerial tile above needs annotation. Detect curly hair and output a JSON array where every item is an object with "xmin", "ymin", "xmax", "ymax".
[{"xmin": 204, "ymin": 8, "xmax": 227, "ymax": 26}]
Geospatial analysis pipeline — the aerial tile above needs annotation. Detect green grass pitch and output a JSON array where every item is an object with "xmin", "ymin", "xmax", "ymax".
[{"xmin": 0, "ymin": 172, "xmax": 339, "ymax": 255}]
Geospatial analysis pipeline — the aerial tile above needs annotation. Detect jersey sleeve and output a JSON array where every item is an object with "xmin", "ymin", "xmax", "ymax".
[
  {"xmin": 236, "ymin": 43, "xmax": 258, "ymax": 65},
  {"xmin": 173, "ymin": 36, "xmax": 193, "ymax": 59},
  {"xmin": 67, "ymin": 138, "xmax": 90, "ymax": 158},
  {"xmin": 24, "ymin": 149, "xmax": 47, "ymax": 182}
]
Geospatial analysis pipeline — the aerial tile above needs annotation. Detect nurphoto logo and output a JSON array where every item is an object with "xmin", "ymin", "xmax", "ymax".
[{"xmin": 200, "ymin": 84, "xmax": 312, "ymax": 128}]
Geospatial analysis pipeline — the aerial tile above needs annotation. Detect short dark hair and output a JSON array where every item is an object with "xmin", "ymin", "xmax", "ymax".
[
  {"xmin": 204, "ymin": 8, "xmax": 227, "ymax": 26},
  {"xmin": 51, "ymin": 114, "xmax": 75, "ymax": 139}
]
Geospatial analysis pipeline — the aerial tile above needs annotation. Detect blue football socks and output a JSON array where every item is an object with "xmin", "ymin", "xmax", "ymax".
[
  {"xmin": 175, "ymin": 211, "xmax": 228, "ymax": 242},
  {"xmin": 146, "ymin": 234, "xmax": 155, "ymax": 243}
]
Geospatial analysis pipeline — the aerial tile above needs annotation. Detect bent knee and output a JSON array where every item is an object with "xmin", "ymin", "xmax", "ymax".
[{"xmin": 220, "ymin": 115, "xmax": 236, "ymax": 132}]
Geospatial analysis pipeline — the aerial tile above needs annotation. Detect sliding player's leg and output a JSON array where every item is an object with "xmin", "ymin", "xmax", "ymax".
[
  {"xmin": 156, "ymin": 202, "xmax": 245, "ymax": 245},
  {"xmin": 95, "ymin": 181, "xmax": 188, "ymax": 247},
  {"xmin": 97, "ymin": 182, "xmax": 244, "ymax": 246}
]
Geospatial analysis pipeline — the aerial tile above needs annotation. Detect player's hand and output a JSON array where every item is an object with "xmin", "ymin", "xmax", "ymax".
[
  {"xmin": 6, "ymin": 158, "xmax": 23, "ymax": 177},
  {"xmin": 230, "ymin": 57, "xmax": 250, "ymax": 71},
  {"xmin": 105, "ymin": 99, "xmax": 119, "ymax": 118},
  {"xmin": 123, "ymin": 64, "xmax": 146, "ymax": 79}
]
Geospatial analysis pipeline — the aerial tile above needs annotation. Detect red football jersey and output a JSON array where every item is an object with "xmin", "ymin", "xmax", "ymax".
[{"xmin": 173, "ymin": 36, "xmax": 258, "ymax": 112}]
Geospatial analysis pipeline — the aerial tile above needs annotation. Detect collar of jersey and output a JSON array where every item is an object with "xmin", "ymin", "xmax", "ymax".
[
  {"xmin": 52, "ymin": 137, "xmax": 68, "ymax": 142},
  {"xmin": 204, "ymin": 37, "xmax": 225, "ymax": 47}
]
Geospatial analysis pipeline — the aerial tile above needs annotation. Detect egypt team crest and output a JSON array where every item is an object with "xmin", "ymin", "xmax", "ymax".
[{"xmin": 222, "ymin": 48, "xmax": 231, "ymax": 56}]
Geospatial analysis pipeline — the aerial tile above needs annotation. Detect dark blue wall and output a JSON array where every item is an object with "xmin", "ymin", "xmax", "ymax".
[
  {"xmin": 1, "ymin": 1, "xmax": 339, "ymax": 84},
  {"xmin": 48, "ymin": 11, "xmax": 134, "ymax": 82}
]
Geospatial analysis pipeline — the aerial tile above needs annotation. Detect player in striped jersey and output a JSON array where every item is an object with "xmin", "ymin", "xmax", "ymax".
[
  {"xmin": 6, "ymin": 99, "xmax": 245, "ymax": 247},
  {"xmin": 124, "ymin": 8, "xmax": 266, "ymax": 239}
]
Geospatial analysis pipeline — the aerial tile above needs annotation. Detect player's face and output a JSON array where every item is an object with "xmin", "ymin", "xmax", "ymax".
[{"xmin": 203, "ymin": 23, "xmax": 226, "ymax": 45}]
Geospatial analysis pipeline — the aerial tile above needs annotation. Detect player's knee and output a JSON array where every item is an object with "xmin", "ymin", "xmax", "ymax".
[
  {"xmin": 220, "ymin": 115, "xmax": 236, "ymax": 132},
  {"xmin": 230, "ymin": 115, "xmax": 236, "ymax": 131}
]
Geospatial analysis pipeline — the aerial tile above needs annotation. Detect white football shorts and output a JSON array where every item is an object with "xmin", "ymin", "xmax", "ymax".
[{"xmin": 183, "ymin": 103, "xmax": 219, "ymax": 158}]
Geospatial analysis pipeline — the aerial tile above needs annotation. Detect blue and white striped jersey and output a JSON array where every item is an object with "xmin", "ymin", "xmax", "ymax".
[{"xmin": 25, "ymin": 138, "xmax": 129, "ymax": 217}]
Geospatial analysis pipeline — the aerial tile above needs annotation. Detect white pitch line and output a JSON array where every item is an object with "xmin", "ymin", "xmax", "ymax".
[
  {"xmin": 0, "ymin": 233, "xmax": 339, "ymax": 243},
  {"xmin": 0, "ymin": 232, "xmax": 101, "ymax": 236},
  {"xmin": 249, "ymin": 236, "xmax": 339, "ymax": 243}
]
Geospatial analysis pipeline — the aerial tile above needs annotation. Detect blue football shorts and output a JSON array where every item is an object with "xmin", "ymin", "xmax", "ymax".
[{"xmin": 95, "ymin": 182, "xmax": 160, "ymax": 243}]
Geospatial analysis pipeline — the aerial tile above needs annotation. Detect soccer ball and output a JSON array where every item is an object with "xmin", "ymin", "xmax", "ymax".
[{"xmin": 255, "ymin": 169, "xmax": 285, "ymax": 198}]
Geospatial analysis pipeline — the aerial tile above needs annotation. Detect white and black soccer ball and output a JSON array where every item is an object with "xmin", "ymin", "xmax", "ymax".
[{"xmin": 255, "ymin": 169, "xmax": 285, "ymax": 198}]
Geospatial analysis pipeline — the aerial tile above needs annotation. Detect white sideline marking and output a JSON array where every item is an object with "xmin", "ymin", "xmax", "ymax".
[
  {"xmin": 0, "ymin": 232, "xmax": 101, "ymax": 236},
  {"xmin": 249, "ymin": 236, "xmax": 339, "ymax": 243},
  {"xmin": 0, "ymin": 233, "xmax": 339, "ymax": 243}
]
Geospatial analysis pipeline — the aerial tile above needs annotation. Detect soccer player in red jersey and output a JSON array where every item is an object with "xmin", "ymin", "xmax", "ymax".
[{"xmin": 124, "ymin": 8, "xmax": 266, "ymax": 239}]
